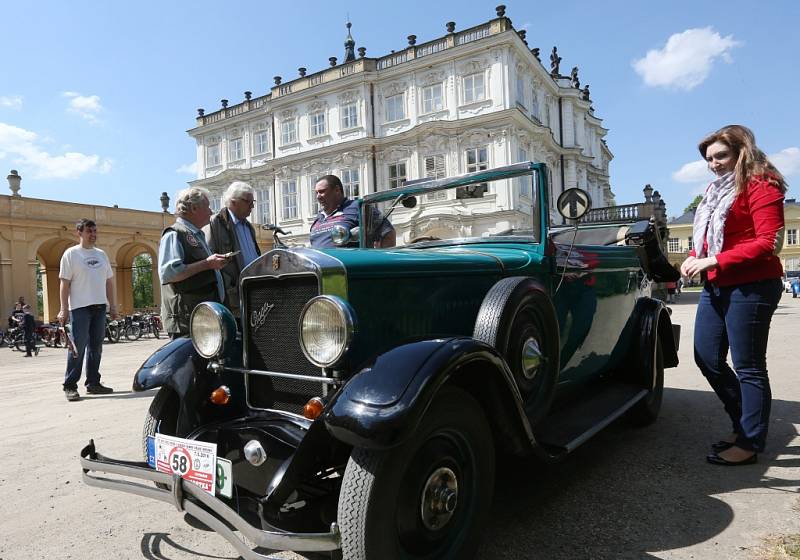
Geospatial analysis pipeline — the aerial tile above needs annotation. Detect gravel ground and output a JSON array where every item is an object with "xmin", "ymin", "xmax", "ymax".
[{"xmin": 1, "ymin": 292, "xmax": 798, "ymax": 560}]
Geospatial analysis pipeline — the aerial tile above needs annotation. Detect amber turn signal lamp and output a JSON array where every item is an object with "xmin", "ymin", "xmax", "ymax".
[
  {"xmin": 303, "ymin": 397, "xmax": 325, "ymax": 420},
  {"xmin": 209, "ymin": 385, "xmax": 231, "ymax": 405}
]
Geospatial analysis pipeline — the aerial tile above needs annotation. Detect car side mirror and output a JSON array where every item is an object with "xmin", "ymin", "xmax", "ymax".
[{"xmin": 401, "ymin": 196, "xmax": 417, "ymax": 209}]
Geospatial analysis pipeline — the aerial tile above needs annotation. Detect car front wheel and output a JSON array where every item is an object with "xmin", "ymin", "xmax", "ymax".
[{"xmin": 337, "ymin": 387, "xmax": 494, "ymax": 560}]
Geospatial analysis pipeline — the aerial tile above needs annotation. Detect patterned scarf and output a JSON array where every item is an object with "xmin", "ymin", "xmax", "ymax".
[{"xmin": 692, "ymin": 171, "xmax": 736, "ymax": 258}]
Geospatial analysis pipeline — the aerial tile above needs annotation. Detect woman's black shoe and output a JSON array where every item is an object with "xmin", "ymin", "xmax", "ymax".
[
  {"xmin": 706, "ymin": 452, "xmax": 758, "ymax": 466},
  {"xmin": 711, "ymin": 440, "xmax": 735, "ymax": 452}
]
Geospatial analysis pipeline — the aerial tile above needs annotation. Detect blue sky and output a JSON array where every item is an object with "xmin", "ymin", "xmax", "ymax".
[{"xmin": 1, "ymin": 0, "xmax": 798, "ymax": 217}]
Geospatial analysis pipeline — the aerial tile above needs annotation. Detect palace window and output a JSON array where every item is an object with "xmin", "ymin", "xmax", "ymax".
[
  {"xmin": 385, "ymin": 93, "xmax": 406, "ymax": 122},
  {"xmin": 424, "ymin": 155, "xmax": 447, "ymax": 201},
  {"xmin": 280, "ymin": 180, "xmax": 298, "ymax": 220},
  {"xmin": 281, "ymin": 120, "xmax": 297, "ymax": 145},
  {"xmin": 229, "ymin": 137, "xmax": 243, "ymax": 161},
  {"xmin": 517, "ymin": 147, "xmax": 531, "ymax": 197},
  {"xmin": 255, "ymin": 187, "xmax": 273, "ymax": 224},
  {"xmin": 206, "ymin": 144, "xmax": 220, "ymax": 167},
  {"xmin": 388, "ymin": 162, "xmax": 407, "ymax": 189},
  {"xmin": 341, "ymin": 103, "xmax": 359, "ymax": 129},
  {"xmin": 341, "ymin": 168, "xmax": 360, "ymax": 198},
  {"xmin": 687, "ymin": 237, "xmax": 694, "ymax": 251},
  {"xmin": 253, "ymin": 131, "xmax": 269, "ymax": 155},
  {"xmin": 668, "ymin": 238, "xmax": 680, "ymax": 253},
  {"xmin": 422, "ymin": 84, "xmax": 443, "ymax": 114},
  {"xmin": 458, "ymin": 146, "xmax": 488, "ymax": 198},
  {"xmin": 310, "ymin": 111, "xmax": 327, "ymax": 137},
  {"xmin": 516, "ymin": 76, "xmax": 526, "ymax": 108},
  {"xmin": 463, "ymin": 73, "xmax": 485, "ymax": 104},
  {"xmin": 788, "ymin": 229, "xmax": 798, "ymax": 245}
]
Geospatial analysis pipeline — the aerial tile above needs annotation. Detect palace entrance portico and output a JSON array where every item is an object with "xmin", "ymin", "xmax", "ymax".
[{"xmin": 1, "ymin": 192, "xmax": 171, "ymax": 321}]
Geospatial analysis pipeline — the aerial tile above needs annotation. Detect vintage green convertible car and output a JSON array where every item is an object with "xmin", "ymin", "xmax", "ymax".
[{"xmin": 81, "ymin": 162, "xmax": 680, "ymax": 559}]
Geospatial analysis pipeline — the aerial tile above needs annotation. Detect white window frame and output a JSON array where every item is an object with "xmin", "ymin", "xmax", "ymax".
[
  {"xmin": 668, "ymin": 238, "xmax": 680, "ymax": 253},
  {"xmin": 255, "ymin": 187, "xmax": 273, "ymax": 224},
  {"xmin": 423, "ymin": 154, "xmax": 447, "ymax": 201},
  {"xmin": 209, "ymin": 195, "xmax": 221, "ymax": 213},
  {"xmin": 229, "ymin": 137, "xmax": 244, "ymax": 162},
  {"xmin": 516, "ymin": 76, "xmax": 526, "ymax": 108},
  {"xmin": 687, "ymin": 237, "xmax": 694, "ymax": 252},
  {"xmin": 253, "ymin": 130, "xmax": 269, "ymax": 155},
  {"xmin": 465, "ymin": 146, "xmax": 489, "ymax": 173},
  {"xmin": 341, "ymin": 168, "xmax": 360, "ymax": 199},
  {"xmin": 385, "ymin": 93, "xmax": 406, "ymax": 122},
  {"xmin": 462, "ymin": 72, "xmax": 485, "ymax": 104},
  {"xmin": 206, "ymin": 144, "xmax": 220, "ymax": 167},
  {"xmin": 516, "ymin": 147, "xmax": 531, "ymax": 197},
  {"xmin": 280, "ymin": 119, "xmax": 297, "ymax": 145},
  {"xmin": 341, "ymin": 103, "xmax": 359, "ymax": 130},
  {"xmin": 309, "ymin": 111, "xmax": 327, "ymax": 137},
  {"xmin": 421, "ymin": 83, "xmax": 444, "ymax": 114},
  {"xmin": 388, "ymin": 162, "xmax": 407, "ymax": 189},
  {"xmin": 280, "ymin": 180, "xmax": 298, "ymax": 220},
  {"xmin": 788, "ymin": 228, "xmax": 798, "ymax": 245}
]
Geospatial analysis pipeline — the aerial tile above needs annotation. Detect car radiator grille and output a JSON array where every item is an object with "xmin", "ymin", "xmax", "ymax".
[{"xmin": 243, "ymin": 274, "xmax": 325, "ymax": 414}]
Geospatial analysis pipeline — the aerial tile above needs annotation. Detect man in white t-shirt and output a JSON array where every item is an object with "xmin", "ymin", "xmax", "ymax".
[{"xmin": 58, "ymin": 218, "xmax": 118, "ymax": 402}]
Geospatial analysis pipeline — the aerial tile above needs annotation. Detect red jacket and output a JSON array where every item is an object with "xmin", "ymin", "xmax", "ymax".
[{"xmin": 690, "ymin": 175, "xmax": 785, "ymax": 287}]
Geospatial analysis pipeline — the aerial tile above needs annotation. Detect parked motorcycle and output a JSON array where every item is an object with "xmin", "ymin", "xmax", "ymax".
[{"xmin": 106, "ymin": 315, "xmax": 121, "ymax": 343}]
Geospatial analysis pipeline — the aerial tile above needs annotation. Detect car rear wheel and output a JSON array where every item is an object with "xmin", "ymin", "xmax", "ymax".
[
  {"xmin": 626, "ymin": 337, "xmax": 664, "ymax": 426},
  {"xmin": 337, "ymin": 387, "xmax": 494, "ymax": 560}
]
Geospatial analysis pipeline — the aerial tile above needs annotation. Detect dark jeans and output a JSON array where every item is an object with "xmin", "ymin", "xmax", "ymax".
[
  {"xmin": 694, "ymin": 279, "xmax": 782, "ymax": 452},
  {"xmin": 63, "ymin": 304, "xmax": 106, "ymax": 390},
  {"xmin": 25, "ymin": 331, "xmax": 35, "ymax": 356}
]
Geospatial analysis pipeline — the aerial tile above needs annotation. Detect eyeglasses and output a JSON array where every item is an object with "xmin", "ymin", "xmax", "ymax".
[{"xmin": 236, "ymin": 198, "xmax": 255, "ymax": 207}]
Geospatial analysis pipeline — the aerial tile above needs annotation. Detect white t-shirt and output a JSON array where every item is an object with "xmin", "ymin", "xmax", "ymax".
[{"xmin": 59, "ymin": 246, "xmax": 113, "ymax": 310}]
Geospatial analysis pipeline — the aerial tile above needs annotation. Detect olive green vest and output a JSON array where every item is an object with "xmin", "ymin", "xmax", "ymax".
[{"xmin": 160, "ymin": 222, "xmax": 220, "ymax": 335}]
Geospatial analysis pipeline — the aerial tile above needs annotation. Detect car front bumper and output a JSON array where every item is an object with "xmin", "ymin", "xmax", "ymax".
[{"xmin": 79, "ymin": 440, "xmax": 340, "ymax": 557}]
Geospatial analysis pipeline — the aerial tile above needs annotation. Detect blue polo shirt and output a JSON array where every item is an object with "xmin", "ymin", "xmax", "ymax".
[{"xmin": 309, "ymin": 199, "xmax": 361, "ymax": 248}]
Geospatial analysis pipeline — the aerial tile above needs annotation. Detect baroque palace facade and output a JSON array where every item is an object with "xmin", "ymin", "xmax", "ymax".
[{"xmin": 187, "ymin": 6, "xmax": 614, "ymax": 245}]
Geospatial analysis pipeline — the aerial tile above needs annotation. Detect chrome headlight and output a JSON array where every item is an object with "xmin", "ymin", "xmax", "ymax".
[
  {"xmin": 330, "ymin": 224, "xmax": 352, "ymax": 246},
  {"xmin": 190, "ymin": 302, "xmax": 236, "ymax": 358},
  {"xmin": 299, "ymin": 296, "xmax": 355, "ymax": 367}
]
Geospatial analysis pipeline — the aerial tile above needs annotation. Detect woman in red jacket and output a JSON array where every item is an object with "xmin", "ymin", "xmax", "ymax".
[{"xmin": 681, "ymin": 125, "xmax": 786, "ymax": 466}]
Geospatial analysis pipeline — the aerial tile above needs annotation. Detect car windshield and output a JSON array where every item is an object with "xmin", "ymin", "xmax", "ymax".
[{"xmin": 360, "ymin": 162, "xmax": 543, "ymax": 247}]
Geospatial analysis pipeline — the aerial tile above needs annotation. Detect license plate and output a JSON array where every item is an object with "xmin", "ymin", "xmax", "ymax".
[{"xmin": 146, "ymin": 436, "xmax": 232, "ymax": 498}]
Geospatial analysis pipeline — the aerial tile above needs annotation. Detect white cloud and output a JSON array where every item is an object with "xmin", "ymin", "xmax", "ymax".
[
  {"xmin": 633, "ymin": 27, "xmax": 740, "ymax": 90},
  {"xmin": 0, "ymin": 95, "xmax": 23, "ymax": 110},
  {"xmin": 770, "ymin": 147, "xmax": 800, "ymax": 177},
  {"xmin": 0, "ymin": 121, "xmax": 112, "ymax": 179},
  {"xmin": 62, "ymin": 91, "xmax": 104, "ymax": 124},
  {"xmin": 672, "ymin": 159, "xmax": 712, "ymax": 183},
  {"xmin": 176, "ymin": 161, "xmax": 198, "ymax": 175}
]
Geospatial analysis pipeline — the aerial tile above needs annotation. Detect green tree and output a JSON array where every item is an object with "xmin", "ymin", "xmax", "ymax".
[
  {"xmin": 684, "ymin": 195, "xmax": 703, "ymax": 214},
  {"xmin": 132, "ymin": 253, "xmax": 154, "ymax": 309}
]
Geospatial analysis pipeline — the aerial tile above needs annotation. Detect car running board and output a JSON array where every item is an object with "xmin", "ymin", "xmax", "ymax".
[{"xmin": 533, "ymin": 384, "xmax": 648, "ymax": 456}]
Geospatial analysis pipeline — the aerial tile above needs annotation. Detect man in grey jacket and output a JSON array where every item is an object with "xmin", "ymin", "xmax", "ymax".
[{"xmin": 205, "ymin": 181, "xmax": 261, "ymax": 317}]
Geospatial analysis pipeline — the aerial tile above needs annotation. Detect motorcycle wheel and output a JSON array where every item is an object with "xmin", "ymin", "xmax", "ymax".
[{"xmin": 125, "ymin": 324, "xmax": 141, "ymax": 341}]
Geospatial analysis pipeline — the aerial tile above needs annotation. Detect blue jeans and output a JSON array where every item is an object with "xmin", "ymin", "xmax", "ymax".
[
  {"xmin": 63, "ymin": 304, "xmax": 106, "ymax": 389},
  {"xmin": 694, "ymin": 279, "xmax": 782, "ymax": 452}
]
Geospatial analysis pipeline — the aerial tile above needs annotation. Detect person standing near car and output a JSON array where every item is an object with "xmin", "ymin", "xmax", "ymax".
[
  {"xmin": 58, "ymin": 218, "xmax": 118, "ymax": 401},
  {"xmin": 680, "ymin": 125, "xmax": 786, "ymax": 466},
  {"xmin": 310, "ymin": 175, "xmax": 396, "ymax": 248},
  {"xmin": 159, "ymin": 187, "xmax": 228, "ymax": 338},
  {"xmin": 204, "ymin": 181, "xmax": 261, "ymax": 317}
]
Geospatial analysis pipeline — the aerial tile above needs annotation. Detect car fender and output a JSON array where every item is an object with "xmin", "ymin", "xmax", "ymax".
[
  {"xmin": 635, "ymin": 298, "xmax": 680, "ymax": 370},
  {"xmin": 133, "ymin": 337, "xmax": 245, "ymax": 434},
  {"xmin": 324, "ymin": 337, "xmax": 536, "ymax": 454}
]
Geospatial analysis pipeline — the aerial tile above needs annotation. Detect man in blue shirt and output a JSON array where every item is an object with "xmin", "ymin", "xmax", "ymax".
[
  {"xmin": 205, "ymin": 181, "xmax": 262, "ymax": 317},
  {"xmin": 310, "ymin": 175, "xmax": 395, "ymax": 249}
]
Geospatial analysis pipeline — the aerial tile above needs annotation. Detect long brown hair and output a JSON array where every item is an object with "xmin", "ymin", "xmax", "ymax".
[{"xmin": 698, "ymin": 124, "xmax": 787, "ymax": 194}]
